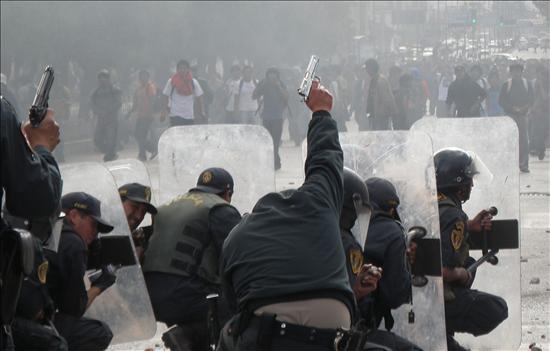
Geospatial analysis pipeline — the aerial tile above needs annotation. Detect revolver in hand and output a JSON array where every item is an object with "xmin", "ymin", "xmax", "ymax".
[
  {"xmin": 29, "ymin": 66, "xmax": 55, "ymax": 127},
  {"xmin": 297, "ymin": 55, "xmax": 319, "ymax": 102}
]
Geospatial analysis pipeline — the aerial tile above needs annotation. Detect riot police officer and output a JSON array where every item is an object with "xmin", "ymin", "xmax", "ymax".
[
  {"xmin": 118, "ymin": 183, "xmax": 157, "ymax": 261},
  {"xmin": 218, "ymin": 81, "xmax": 362, "ymax": 351},
  {"xmin": 434, "ymin": 147, "xmax": 508, "ymax": 351},
  {"xmin": 46, "ymin": 192, "xmax": 116, "ymax": 351},
  {"xmin": 1, "ymin": 96, "xmax": 62, "ymax": 349},
  {"xmin": 143, "ymin": 167, "xmax": 241, "ymax": 351},
  {"xmin": 340, "ymin": 174, "xmax": 421, "ymax": 350}
]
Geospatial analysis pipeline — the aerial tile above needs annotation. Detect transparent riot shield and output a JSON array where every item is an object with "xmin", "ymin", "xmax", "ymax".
[
  {"xmin": 59, "ymin": 162, "xmax": 156, "ymax": 344},
  {"xmin": 158, "ymin": 125, "xmax": 276, "ymax": 213},
  {"xmin": 338, "ymin": 131, "xmax": 447, "ymax": 350},
  {"xmin": 412, "ymin": 117, "xmax": 521, "ymax": 350},
  {"xmin": 106, "ymin": 158, "xmax": 157, "ymax": 227}
]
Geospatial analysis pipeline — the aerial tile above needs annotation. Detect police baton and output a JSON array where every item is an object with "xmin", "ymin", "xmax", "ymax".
[
  {"xmin": 468, "ymin": 206, "xmax": 499, "ymax": 274},
  {"xmin": 206, "ymin": 293, "xmax": 220, "ymax": 351}
]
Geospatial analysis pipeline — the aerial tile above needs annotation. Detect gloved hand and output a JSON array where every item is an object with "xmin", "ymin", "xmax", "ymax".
[{"xmin": 90, "ymin": 265, "xmax": 117, "ymax": 292}]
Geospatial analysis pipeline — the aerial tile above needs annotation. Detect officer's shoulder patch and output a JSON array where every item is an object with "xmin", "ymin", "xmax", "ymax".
[
  {"xmin": 437, "ymin": 193, "xmax": 447, "ymax": 201},
  {"xmin": 37, "ymin": 260, "xmax": 49, "ymax": 284},
  {"xmin": 349, "ymin": 248, "xmax": 363, "ymax": 275},
  {"xmin": 451, "ymin": 221, "xmax": 465, "ymax": 251}
]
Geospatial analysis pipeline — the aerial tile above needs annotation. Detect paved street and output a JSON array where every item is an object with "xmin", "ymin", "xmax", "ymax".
[{"xmin": 61, "ymin": 123, "xmax": 549, "ymax": 351}]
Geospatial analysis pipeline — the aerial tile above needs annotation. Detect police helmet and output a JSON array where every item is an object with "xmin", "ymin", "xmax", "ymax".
[
  {"xmin": 342, "ymin": 168, "xmax": 372, "ymax": 246},
  {"xmin": 343, "ymin": 167, "xmax": 370, "ymax": 211},
  {"xmin": 434, "ymin": 147, "xmax": 486, "ymax": 190}
]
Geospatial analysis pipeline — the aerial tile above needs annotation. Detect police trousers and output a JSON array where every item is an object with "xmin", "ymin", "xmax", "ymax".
[
  {"xmin": 366, "ymin": 329, "xmax": 423, "ymax": 351},
  {"xmin": 444, "ymin": 287, "xmax": 508, "ymax": 337},
  {"xmin": 12, "ymin": 317, "xmax": 68, "ymax": 351},
  {"xmin": 54, "ymin": 314, "xmax": 113, "ymax": 351}
]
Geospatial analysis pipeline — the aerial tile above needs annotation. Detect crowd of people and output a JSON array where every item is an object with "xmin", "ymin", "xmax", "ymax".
[
  {"xmin": 1, "ymin": 54, "xmax": 548, "ymax": 170},
  {"xmin": 1, "ymin": 50, "xmax": 548, "ymax": 351}
]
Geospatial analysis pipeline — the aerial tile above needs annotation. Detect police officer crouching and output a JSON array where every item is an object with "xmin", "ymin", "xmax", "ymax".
[
  {"xmin": 218, "ymin": 81, "xmax": 364, "ymax": 351},
  {"xmin": 434, "ymin": 148, "xmax": 508, "ymax": 351},
  {"xmin": 362, "ymin": 177, "xmax": 422, "ymax": 350},
  {"xmin": 142, "ymin": 167, "xmax": 241, "ymax": 351},
  {"xmin": 45, "ymin": 192, "xmax": 116, "ymax": 351},
  {"xmin": 118, "ymin": 183, "xmax": 157, "ymax": 262}
]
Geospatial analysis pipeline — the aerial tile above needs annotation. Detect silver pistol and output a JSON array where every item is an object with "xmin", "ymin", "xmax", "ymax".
[{"xmin": 297, "ymin": 55, "xmax": 319, "ymax": 102}]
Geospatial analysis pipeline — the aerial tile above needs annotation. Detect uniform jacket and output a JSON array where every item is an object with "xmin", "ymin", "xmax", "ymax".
[{"xmin": 222, "ymin": 111, "xmax": 355, "ymax": 315}]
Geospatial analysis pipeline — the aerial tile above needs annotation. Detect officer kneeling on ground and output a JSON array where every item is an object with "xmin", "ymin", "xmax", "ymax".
[
  {"xmin": 45, "ymin": 192, "xmax": 117, "ymax": 351},
  {"xmin": 142, "ymin": 167, "xmax": 241, "ymax": 351},
  {"xmin": 434, "ymin": 148, "xmax": 508, "ymax": 351},
  {"xmin": 219, "ymin": 81, "xmax": 364, "ymax": 351},
  {"xmin": 118, "ymin": 183, "xmax": 157, "ymax": 262},
  {"xmin": 340, "ymin": 174, "xmax": 421, "ymax": 350}
]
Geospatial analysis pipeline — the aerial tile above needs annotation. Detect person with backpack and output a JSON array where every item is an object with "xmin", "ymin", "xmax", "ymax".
[{"xmin": 160, "ymin": 60, "xmax": 206, "ymax": 127}]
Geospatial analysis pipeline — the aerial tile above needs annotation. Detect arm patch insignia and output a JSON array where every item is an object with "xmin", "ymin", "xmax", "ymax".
[
  {"xmin": 451, "ymin": 221, "xmax": 465, "ymax": 251},
  {"xmin": 350, "ymin": 248, "xmax": 363, "ymax": 275}
]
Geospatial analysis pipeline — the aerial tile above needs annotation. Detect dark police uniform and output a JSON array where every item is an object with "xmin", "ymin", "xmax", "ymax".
[
  {"xmin": 342, "ymin": 229, "xmax": 423, "ymax": 351},
  {"xmin": 341, "ymin": 177, "xmax": 421, "ymax": 351},
  {"xmin": 438, "ymin": 192, "xmax": 508, "ymax": 347},
  {"xmin": 0, "ymin": 97, "xmax": 62, "ymax": 230},
  {"xmin": 1, "ymin": 96, "xmax": 62, "ymax": 350},
  {"xmin": 219, "ymin": 111, "xmax": 355, "ymax": 351},
  {"xmin": 143, "ymin": 172, "xmax": 241, "ymax": 350},
  {"xmin": 12, "ymin": 237, "xmax": 68, "ymax": 351},
  {"xmin": 45, "ymin": 223, "xmax": 113, "ymax": 351},
  {"xmin": 364, "ymin": 177, "xmax": 410, "ymax": 331}
]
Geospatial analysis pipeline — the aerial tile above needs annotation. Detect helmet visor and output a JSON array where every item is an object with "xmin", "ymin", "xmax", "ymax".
[
  {"xmin": 466, "ymin": 151, "xmax": 493, "ymax": 186},
  {"xmin": 350, "ymin": 194, "xmax": 372, "ymax": 249}
]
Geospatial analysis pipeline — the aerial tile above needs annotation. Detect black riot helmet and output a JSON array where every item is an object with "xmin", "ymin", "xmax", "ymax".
[
  {"xmin": 434, "ymin": 147, "xmax": 492, "ymax": 194},
  {"xmin": 341, "ymin": 168, "xmax": 371, "ymax": 246}
]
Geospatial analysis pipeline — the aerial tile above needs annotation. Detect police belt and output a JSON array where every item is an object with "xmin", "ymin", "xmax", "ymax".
[{"xmin": 242, "ymin": 313, "xmax": 361, "ymax": 350}]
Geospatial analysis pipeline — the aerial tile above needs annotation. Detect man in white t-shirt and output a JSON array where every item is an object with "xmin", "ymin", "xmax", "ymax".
[
  {"xmin": 235, "ymin": 65, "xmax": 259, "ymax": 125},
  {"xmin": 161, "ymin": 59, "xmax": 205, "ymax": 127}
]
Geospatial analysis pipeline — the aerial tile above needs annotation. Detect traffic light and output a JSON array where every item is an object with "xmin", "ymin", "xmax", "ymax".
[{"xmin": 470, "ymin": 9, "xmax": 477, "ymax": 25}]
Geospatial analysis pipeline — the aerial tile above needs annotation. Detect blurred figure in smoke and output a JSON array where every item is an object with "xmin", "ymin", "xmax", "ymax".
[
  {"xmin": 160, "ymin": 59, "xmax": 206, "ymax": 127},
  {"xmin": 486, "ymin": 69, "xmax": 504, "ymax": 117},
  {"xmin": 90, "ymin": 69, "xmax": 122, "ymax": 162},
  {"xmin": 499, "ymin": 62, "xmax": 534, "ymax": 172},
  {"xmin": 127, "ymin": 70, "xmax": 157, "ymax": 161},
  {"xmin": 446, "ymin": 65, "xmax": 486, "ymax": 118},
  {"xmin": 253, "ymin": 67, "xmax": 288, "ymax": 170},
  {"xmin": 470, "ymin": 65, "xmax": 489, "ymax": 116},
  {"xmin": 393, "ymin": 73, "xmax": 413, "ymax": 130},
  {"xmin": 223, "ymin": 64, "xmax": 242, "ymax": 124},
  {"xmin": 528, "ymin": 65, "xmax": 549, "ymax": 161},
  {"xmin": 234, "ymin": 65, "xmax": 259, "ymax": 125},
  {"xmin": 408, "ymin": 67, "xmax": 428, "ymax": 127},
  {"xmin": 191, "ymin": 66, "xmax": 214, "ymax": 119},
  {"xmin": 359, "ymin": 58, "xmax": 398, "ymax": 131},
  {"xmin": 436, "ymin": 66, "xmax": 453, "ymax": 117}
]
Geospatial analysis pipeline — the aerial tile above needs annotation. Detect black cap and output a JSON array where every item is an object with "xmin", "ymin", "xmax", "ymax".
[
  {"xmin": 191, "ymin": 167, "xmax": 234, "ymax": 194},
  {"xmin": 61, "ymin": 192, "xmax": 114, "ymax": 233},
  {"xmin": 118, "ymin": 183, "xmax": 157, "ymax": 215}
]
